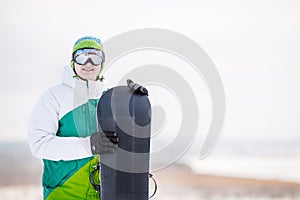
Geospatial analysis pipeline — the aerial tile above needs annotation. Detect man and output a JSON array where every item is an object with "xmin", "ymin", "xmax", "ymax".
[{"xmin": 28, "ymin": 36, "xmax": 117, "ymax": 200}]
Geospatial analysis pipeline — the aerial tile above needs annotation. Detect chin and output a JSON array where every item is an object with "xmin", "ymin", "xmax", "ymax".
[
  {"xmin": 87, "ymin": 76, "xmax": 97, "ymax": 81},
  {"xmin": 80, "ymin": 74, "xmax": 97, "ymax": 80}
]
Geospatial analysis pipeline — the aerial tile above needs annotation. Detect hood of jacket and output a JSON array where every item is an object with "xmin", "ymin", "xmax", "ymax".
[{"xmin": 61, "ymin": 63, "xmax": 77, "ymax": 88}]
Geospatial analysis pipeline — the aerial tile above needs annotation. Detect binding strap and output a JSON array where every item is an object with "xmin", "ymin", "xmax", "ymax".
[
  {"xmin": 127, "ymin": 79, "xmax": 148, "ymax": 96},
  {"xmin": 90, "ymin": 164, "xmax": 157, "ymax": 198},
  {"xmin": 149, "ymin": 173, "xmax": 157, "ymax": 198},
  {"xmin": 89, "ymin": 163, "xmax": 101, "ymax": 192}
]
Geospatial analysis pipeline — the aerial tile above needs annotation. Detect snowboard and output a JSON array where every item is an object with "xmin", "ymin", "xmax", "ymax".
[{"xmin": 96, "ymin": 80, "xmax": 151, "ymax": 200}]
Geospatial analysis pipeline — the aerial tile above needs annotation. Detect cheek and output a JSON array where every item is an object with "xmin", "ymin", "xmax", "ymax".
[
  {"xmin": 92, "ymin": 67, "xmax": 101, "ymax": 75},
  {"xmin": 96, "ymin": 67, "xmax": 101, "ymax": 73},
  {"xmin": 74, "ymin": 64, "xmax": 81, "ymax": 74}
]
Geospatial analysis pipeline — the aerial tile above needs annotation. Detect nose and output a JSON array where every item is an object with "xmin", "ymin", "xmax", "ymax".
[{"xmin": 83, "ymin": 62, "xmax": 93, "ymax": 68}]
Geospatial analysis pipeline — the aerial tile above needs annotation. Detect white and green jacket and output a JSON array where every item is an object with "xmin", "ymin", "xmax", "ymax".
[{"xmin": 28, "ymin": 64, "xmax": 107, "ymax": 200}]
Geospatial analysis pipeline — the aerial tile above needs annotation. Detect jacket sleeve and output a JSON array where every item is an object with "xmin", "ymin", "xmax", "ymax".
[{"xmin": 27, "ymin": 89, "xmax": 92, "ymax": 161}]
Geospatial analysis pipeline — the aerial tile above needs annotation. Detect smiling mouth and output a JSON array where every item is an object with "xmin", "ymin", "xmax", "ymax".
[{"xmin": 82, "ymin": 68, "xmax": 94, "ymax": 72}]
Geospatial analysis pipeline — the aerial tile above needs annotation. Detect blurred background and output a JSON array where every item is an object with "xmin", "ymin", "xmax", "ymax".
[{"xmin": 1, "ymin": 0, "xmax": 300, "ymax": 199}]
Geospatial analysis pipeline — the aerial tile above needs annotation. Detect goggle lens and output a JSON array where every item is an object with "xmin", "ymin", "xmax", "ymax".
[{"xmin": 73, "ymin": 49, "xmax": 104, "ymax": 66}]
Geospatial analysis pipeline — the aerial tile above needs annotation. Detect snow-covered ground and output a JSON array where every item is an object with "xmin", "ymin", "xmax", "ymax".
[
  {"xmin": 184, "ymin": 156, "xmax": 300, "ymax": 183},
  {"xmin": 0, "ymin": 185, "xmax": 42, "ymax": 200}
]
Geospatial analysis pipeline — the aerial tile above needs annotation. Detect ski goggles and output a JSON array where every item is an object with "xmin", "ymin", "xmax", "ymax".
[{"xmin": 73, "ymin": 48, "xmax": 105, "ymax": 66}]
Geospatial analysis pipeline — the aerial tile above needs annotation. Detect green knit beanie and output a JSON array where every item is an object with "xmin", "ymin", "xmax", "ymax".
[{"xmin": 73, "ymin": 36, "xmax": 104, "ymax": 53}]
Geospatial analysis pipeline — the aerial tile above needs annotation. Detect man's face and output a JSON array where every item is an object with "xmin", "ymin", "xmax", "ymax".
[
  {"xmin": 73, "ymin": 49, "xmax": 104, "ymax": 80},
  {"xmin": 74, "ymin": 62, "xmax": 101, "ymax": 81}
]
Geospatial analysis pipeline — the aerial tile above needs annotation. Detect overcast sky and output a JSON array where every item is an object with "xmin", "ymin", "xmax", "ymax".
[{"xmin": 1, "ymin": 0, "xmax": 300, "ymax": 145}]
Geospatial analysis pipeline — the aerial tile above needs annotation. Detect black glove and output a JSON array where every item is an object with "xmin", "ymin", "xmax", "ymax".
[{"xmin": 90, "ymin": 131, "xmax": 119, "ymax": 154}]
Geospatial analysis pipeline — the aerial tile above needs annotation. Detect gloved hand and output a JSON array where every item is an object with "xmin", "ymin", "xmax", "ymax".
[{"xmin": 90, "ymin": 131, "xmax": 119, "ymax": 154}]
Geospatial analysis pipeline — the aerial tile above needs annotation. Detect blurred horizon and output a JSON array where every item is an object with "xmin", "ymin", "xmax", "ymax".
[{"xmin": 2, "ymin": 137, "xmax": 300, "ymax": 184}]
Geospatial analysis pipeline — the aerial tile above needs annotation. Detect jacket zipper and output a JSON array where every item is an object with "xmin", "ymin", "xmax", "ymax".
[{"xmin": 86, "ymin": 81, "xmax": 90, "ymax": 136}]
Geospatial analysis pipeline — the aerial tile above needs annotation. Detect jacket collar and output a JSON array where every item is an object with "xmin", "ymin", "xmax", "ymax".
[{"xmin": 61, "ymin": 63, "xmax": 106, "ymax": 100}]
